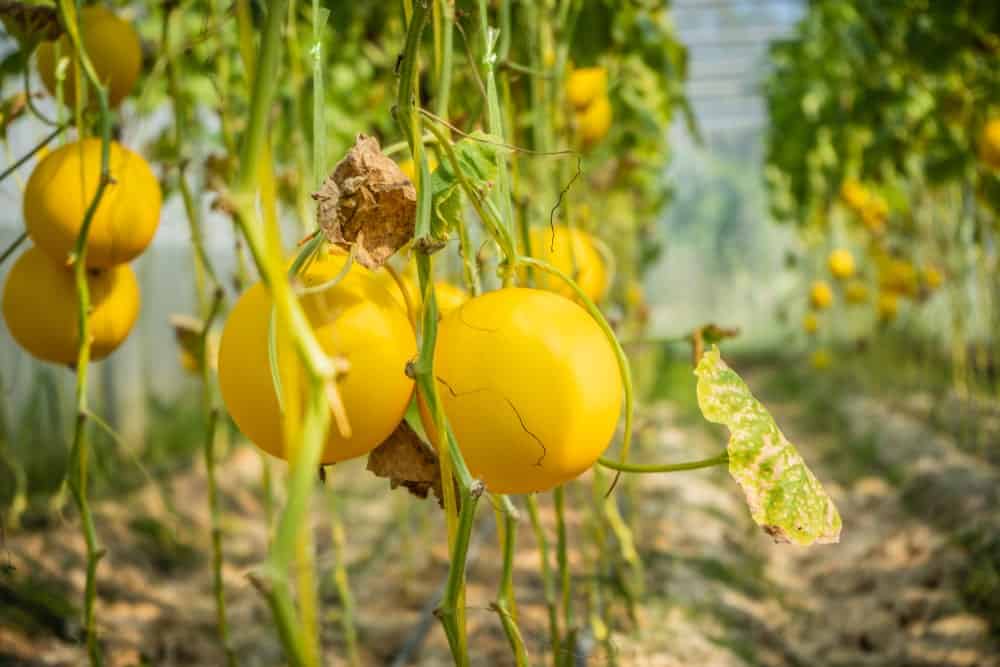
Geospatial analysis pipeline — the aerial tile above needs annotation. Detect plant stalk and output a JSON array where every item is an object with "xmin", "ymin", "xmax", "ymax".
[
  {"xmin": 526, "ymin": 495, "xmax": 561, "ymax": 665},
  {"xmin": 0, "ymin": 123, "xmax": 67, "ymax": 184},
  {"xmin": 553, "ymin": 486, "xmax": 573, "ymax": 667},
  {"xmin": 55, "ymin": 1, "xmax": 112, "ymax": 664},
  {"xmin": 327, "ymin": 482, "xmax": 361, "ymax": 667},
  {"xmin": 494, "ymin": 496, "xmax": 530, "ymax": 666}
]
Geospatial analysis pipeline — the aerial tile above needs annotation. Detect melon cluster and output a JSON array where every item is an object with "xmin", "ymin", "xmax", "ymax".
[
  {"xmin": 566, "ymin": 67, "xmax": 612, "ymax": 146},
  {"xmin": 2, "ymin": 8, "xmax": 157, "ymax": 366}
]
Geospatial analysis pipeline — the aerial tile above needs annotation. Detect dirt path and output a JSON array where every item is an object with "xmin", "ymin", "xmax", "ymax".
[
  {"xmin": 621, "ymin": 389, "xmax": 999, "ymax": 667},
  {"xmin": 3, "ymin": 372, "xmax": 999, "ymax": 666}
]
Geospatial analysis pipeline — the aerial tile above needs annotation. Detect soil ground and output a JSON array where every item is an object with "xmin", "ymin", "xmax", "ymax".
[{"xmin": 3, "ymin": 364, "xmax": 999, "ymax": 666}]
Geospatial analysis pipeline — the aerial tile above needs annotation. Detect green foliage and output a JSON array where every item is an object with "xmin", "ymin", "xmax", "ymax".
[
  {"xmin": 428, "ymin": 131, "xmax": 506, "ymax": 244},
  {"xmin": 765, "ymin": 0, "xmax": 1000, "ymax": 223}
]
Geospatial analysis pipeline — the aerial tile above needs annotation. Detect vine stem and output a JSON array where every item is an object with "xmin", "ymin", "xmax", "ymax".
[
  {"xmin": 161, "ymin": 9, "xmax": 233, "ymax": 662},
  {"xmin": 229, "ymin": 1, "xmax": 341, "ymax": 664},
  {"xmin": 493, "ymin": 496, "xmax": 530, "ymax": 666},
  {"xmin": 326, "ymin": 474, "xmax": 361, "ymax": 667},
  {"xmin": 56, "ymin": 1, "xmax": 112, "ymax": 663},
  {"xmin": 586, "ymin": 469, "xmax": 614, "ymax": 665},
  {"xmin": 0, "ymin": 232, "xmax": 27, "ymax": 268},
  {"xmin": 553, "ymin": 486, "xmax": 573, "ymax": 666},
  {"xmin": 398, "ymin": 4, "xmax": 485, "ymax": 664},
  {"xmin": 526, "ymin": 495, "xmax": 561, "ymax": 665},
  {"xmin": 201, "ymin": 291, "xmax": 234, "ymax": 667},
  {"xmin": 419, "ymin": 117, "xmax": 516, "ymax": 260},
  {"xmin": 597, "ymin": 452, "xmax": 729, "ymax": 474},
  {"xmin": 0, "ymin": 122, "xmax": 67, "ymax": 184}
]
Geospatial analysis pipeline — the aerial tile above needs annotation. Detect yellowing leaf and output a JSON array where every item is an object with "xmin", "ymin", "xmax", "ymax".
[{"xmin": 695, "ymin": 346, "xmax": 841, "ymax": 545}]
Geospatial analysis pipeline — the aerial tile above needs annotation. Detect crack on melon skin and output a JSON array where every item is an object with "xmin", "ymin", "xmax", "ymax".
[
  {"xmin": 435, "ymin": 375, "xmax": 548, "ymax": 467},
  {"xmin": 455, "ymin": 300, "xmax": 504, "ymax": 336}
]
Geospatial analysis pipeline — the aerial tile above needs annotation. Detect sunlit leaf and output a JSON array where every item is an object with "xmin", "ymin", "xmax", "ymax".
[
  {"xmin": 426, "ymin": 131, "xmax": 505, "ymax": 243},
  {"xmin": 695, "ymin": 346, "xmax": 842, "ymax": 546}
]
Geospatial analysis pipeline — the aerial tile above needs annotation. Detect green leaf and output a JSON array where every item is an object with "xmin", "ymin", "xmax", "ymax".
[
  {"xmin": 694, "ymin": 346, "xmax": 842, "ymax": 546},
  {"xmin": 425, "ymin": 131, "xmax": 505, "ymax": 243}
]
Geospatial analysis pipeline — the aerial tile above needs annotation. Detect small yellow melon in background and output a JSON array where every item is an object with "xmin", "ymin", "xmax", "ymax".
[
  {"xmin": 802, "ymin": 312, "xmax": 819, "ymax": 334},
  {"xmin": 859, "ymin": 194, "xmax": 889, "ymax": 233},
  {"xmin": 879, "ymin": 258, "xmax": 917, "ymax": 297},
  {"xmin": 2, "ymin": 245, "xmax": 139, "ymax": 365},
  {"xmin": 565, "ymin": 67, "xmax": 608, "ymax": 109},
  {"xmin": 840, "ymin": 178, "xmax": 869, "ymax": 211},
  {"xmin": 979, "ymin": 118, "xmax": 1000, "ymax": 170},
  {"xmin": 524, "ymin": 225, "xmax": 608, "ymax": 303},
  {"xmin": 433, "ymin": 281, "xmax": 468, "ymax": 314},
  {"xmin": 625, "ymin": 280, "xmax": 645, "ymax": 309},
  {"xmin": 24, "ymin": 138, "xmax": 162, "ymax": 268},
  {"xmin": 575, "ymin": 96, "xmax": 612, "ymax": 145},
  {"xmin": 809, "ymin": 280, "xmax": 833, "ymax": 310},
  {"xmin": 396, "ymin": 278, "xmax": 468, "ymax": 317},
  {"xmin": 398, "ymin": 154, "xmax": 438, "ymax": 183},
  {"xmin": 827, "ymin": 249, "xmax": 855, "ymax": 280},
  {"xmin": 375, "ymin": 269, "xmax": 467, "ymax": 319},
  {"xmin": 36, "ymin": 5, "xmax": 142, "ymax": 108},
  {"xmin": 810, "ymin": 349, "xmax": 832, "ymax": 370},
  {"xmin": 877, "ymin": 292, "xmax": 899, "ymax": 321},
  {"xmin": 844, "ymin": 280, "xmax": 869, "ymax": 304},
  {"xmin": 922, "ymin": 264, "xmax": 944, "ymax": 290}
]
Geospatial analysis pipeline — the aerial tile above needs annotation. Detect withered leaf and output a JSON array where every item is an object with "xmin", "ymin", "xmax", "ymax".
[
  {"xmin": 169, "ymin": 314, "xmax": 217, "ymax": 373},
  {"xmin": 313, "ymin": 134, "xmax": 416, "ymax": 270},
  {"xmin": 689, "ymin": 323, "xmax": 740, "ymax": 366},
  {"xmin": 0, "ymin": 2, "xmax": 61, "ymax": 47},
  {"xmin": 366, "ymin": 421, "xmax": 444, "ymax": 506}
]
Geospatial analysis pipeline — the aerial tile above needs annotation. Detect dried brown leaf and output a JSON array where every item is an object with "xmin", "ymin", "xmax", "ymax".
[
  {"xmin": 169, "ymin": 314, "xmax": 217, "ymax": 373},
  {"xmin": 313, "ymin": 134, "xmax": 416, "ymax": 270},
  {"xmin": 0, "ymin": 2, "xmax": 61, "ymax": 47},
  {"xmin": 366, "ymin": 421, "xmax": 444, "ymax": 506},
  {"xmin": 690, "ymin": 323, "xmax": 740, "ymax": 366}
]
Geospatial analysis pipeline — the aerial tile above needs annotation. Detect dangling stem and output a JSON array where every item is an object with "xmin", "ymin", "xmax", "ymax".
[
  {"xmin": 398, "ymin": 5, "xmax": 488, "ymax": 664},
  {"xmin": 526, "ymin": 495, "xmax": 561, "ymax": 666},
  {"xmin": 230, "ymin": 1, "xmax": 343, "ymax": 664},
  {"xmin": 326, "ymin": 475, "xmax": 361, "ymax": 667},
  {"xmin": 553, "ymin": 486, "xmax": 573, "ymax": 666},
  {"xmin": 493, "ymin": 496, "xmax": 530, "ymax": 666},
  {"xmin": 56, "ymin": 2, "xmax": 113, "ymax": 664},
  {"xmin": 162, "ymin": 13, "xmax": 234, "ymax": 659},
  {"xmin": 201, "ymin": 292, "xmax": 235, "ymax": 667},
  {"xmin": 597, "ymin": 452, "xmax": 728, "ymax": 474},
  {"xmin": 594, "ymin": 465, "xmax": 640, "ymax": 629},
  {"xmin": 434, "ymin": 0, "xmax": 454, "ymax": 119},
  {"xmin": 586, "ymin": 470, "xmax": 614, "ymax": 664},
  {"xmin": 0, "ymin": 122, "xmax": 67, "ymax": 184},
  {"xmin": 0, "ymin": 232, "xmax": 28, "ymax": 268}
]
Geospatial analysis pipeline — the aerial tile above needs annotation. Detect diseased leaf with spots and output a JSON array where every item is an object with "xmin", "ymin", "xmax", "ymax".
[{"xmin": 695, "ymin": 346, "xmax": 841, "ymax": 546}]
